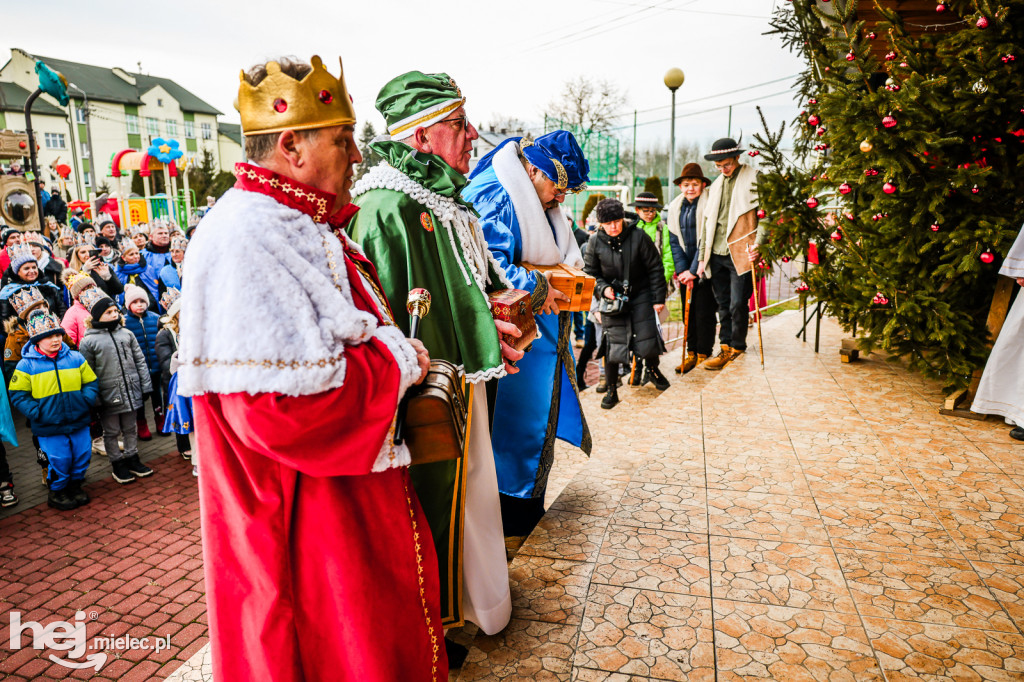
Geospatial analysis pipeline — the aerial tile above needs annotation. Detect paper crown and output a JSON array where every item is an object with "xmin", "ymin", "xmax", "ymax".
[
  {"xmin": 79, "ymin": 286, "xmax": 110, "ymax": 315},
  {"xmin": 11, "ymin": 287, "xmax": 46, "ymax": 318},
  {"xmin": 75, "ymin": 232, "xmax": 96, "ymax": 247},
  {"xmin": 237, "ymin": 56, "xmax": 356, "ymax": 135},
  {"xmin": 60, "ymin": 225, "xmax": 76, "ymax": 240},
  {"xmin": 160, "ymin": 287, "xmax": 181, "ymax": 311},
  {"xmin": 170, "ymin": 235, "xmax": 188, "ymax": 251},
  {"xmin": 9, "ymin": 243, "xmax": 36, "ymax": 271},
  {"xmin": 118, "ymin": 237, "xmax": 137, "ymax": 253},
  {"xmin": 26, "ymin": 310, "xmax": 62, "ymax": 343}
]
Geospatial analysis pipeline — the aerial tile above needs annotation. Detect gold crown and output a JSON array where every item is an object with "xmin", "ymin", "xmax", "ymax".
[{"xmin": 238, "ymin": 56, "xmax": 356, "ymax": 135}]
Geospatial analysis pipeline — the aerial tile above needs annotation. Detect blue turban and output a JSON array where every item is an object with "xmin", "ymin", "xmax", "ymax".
[{"xmin": 471, "ymin": 129, "xmax": 590, "ymax": 192}]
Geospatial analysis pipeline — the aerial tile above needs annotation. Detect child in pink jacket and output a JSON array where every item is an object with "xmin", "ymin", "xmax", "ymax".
[{"xmin": 59, "ymin": 270, "xmax": 97, "ymax": 348}]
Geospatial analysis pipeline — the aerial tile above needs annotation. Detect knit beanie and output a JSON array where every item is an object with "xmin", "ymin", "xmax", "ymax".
[
  {"xmin": 62, "ymin": 269, "xmax": 96, "ymax": 300},
  {"xmin": 80, "ymin": 286, "xmax": 115, "ymax": 322},
  {"xmin": 1, "ymin": 227, "xmax": 20, "ymax": 247},
  {"xmin": 9, "ymin": 243, "xmax": 37, "ymax": 273},
  {"xmin": 595, "ymin": 198, "xmax": 624, "ymax": 224},
  {"xmin": 26, "ymin": 310, "xmax": 64, "ymax": 344},
  {"xmin": 124, "ymin": 283, "xmax": 149, "ymax": 309}
]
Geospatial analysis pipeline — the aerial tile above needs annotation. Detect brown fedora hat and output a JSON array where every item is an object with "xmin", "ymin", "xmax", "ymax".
[{"xmin": 673, "ymin": 162, "xmax": 712, "ymax": 186}]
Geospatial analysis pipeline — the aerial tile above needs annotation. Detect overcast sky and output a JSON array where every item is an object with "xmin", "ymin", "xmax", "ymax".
[{"xmin": 3, "ymin": 0, "xmax": 802, "ymax": 153}]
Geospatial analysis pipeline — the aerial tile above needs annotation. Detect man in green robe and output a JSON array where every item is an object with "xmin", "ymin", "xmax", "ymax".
[{"xmin": 349, "ymin": 72, "xmax": 522, "ymax": 638}]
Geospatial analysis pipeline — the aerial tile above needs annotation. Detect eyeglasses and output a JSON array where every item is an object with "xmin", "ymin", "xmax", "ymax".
[{"xmin": 438, "ymin": 114, "xmax": 468, "ymax": 133}]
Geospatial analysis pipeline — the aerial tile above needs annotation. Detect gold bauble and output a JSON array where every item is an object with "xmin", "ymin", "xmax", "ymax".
[{"xmin": 859, "ymin": 139, "xmax": 873, "ymax": 153}]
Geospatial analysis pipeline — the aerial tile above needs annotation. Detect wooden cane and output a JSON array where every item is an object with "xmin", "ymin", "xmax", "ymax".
[
  {"xmin": 751, "ymin": 268, "xmax": 765, "ymax": 368},
  {"xmin": 676, "ymin": 285, "xmax": 692, "ymax": 373}
]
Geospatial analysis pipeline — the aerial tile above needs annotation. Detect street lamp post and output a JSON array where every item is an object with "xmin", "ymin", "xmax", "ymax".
[{"xmin": 664, "ymin": 67, "xmax": 685, "ymax": 203}]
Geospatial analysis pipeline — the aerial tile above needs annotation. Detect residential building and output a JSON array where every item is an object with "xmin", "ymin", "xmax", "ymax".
[{"xmin": 0, "ymin": 48, "xmax": 239, "ymax": 202}]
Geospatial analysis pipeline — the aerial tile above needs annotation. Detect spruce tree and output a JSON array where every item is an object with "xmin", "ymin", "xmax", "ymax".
[
  {"xmin": 354, "ymin": 122, "xmax": 382, "ymax": 181},
  {"xmin": 755, "ymin": 0, "xmax": 1024, "ymax": 391},
  {"xmin": 581, "ymin": 193, "xmax": 606, "ymax": 225},
  {"xmin": 643, "ymin": 176, "xmax": 664, "ymax": 205}
]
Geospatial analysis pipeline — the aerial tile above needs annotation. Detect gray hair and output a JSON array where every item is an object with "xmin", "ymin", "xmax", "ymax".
[{"xmin": 242, "ymin": 57, "xmax": 319, "ymax": 162}]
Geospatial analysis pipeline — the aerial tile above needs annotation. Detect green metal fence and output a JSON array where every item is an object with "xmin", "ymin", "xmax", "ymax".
[{"xmin": 543, "ymin": 115, "xmax": 620, "ymax": 185}]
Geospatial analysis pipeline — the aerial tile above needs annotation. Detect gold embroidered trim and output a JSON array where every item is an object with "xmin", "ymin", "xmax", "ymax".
[
  {"xmin": 403, "ymin": 475, "xmax": 441, "ymax": 680},
  {"xmin": 236, "ymin": 165, "xmax": 330, "ymax": 222},
  {"xmin": 388, "ymin": 99, "xmax": 466, "ymax": 138},
  {"xmin": 189, "ymin": 353, "xmax": 344, "ymax": 369},
  {"xmin": 551, "ymin": 158, "xmax": 568, "ymax": 190}
]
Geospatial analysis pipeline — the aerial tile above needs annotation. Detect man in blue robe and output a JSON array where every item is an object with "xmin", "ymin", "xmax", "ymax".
[{"xmin": 464, "ymin": 130, "xmax": 593, "ymax": 536}]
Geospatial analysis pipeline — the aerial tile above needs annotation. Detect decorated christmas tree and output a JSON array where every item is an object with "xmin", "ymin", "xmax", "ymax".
[{"xmin": 755, "ymin": 0, "xmax": 1024, "ymax": 390}]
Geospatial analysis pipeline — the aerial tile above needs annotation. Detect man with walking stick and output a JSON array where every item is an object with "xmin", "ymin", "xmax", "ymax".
[{"xmin": 666, "ymin": 162, "xmax": 714, "ymax": 373}]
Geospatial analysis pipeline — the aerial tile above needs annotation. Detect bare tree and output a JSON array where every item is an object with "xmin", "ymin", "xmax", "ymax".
[
  {"xmin": 546, "ymin": 76, "xmax": 627, "ymax": 135},
  {"xmin": 485, "ymin": 115, "xmax": 531, "ymax": 134}
]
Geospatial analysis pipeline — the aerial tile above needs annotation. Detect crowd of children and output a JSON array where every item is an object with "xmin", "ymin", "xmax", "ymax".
[{"xmin": 0, "ymin": 216, "xmax": 195, "ymax": 511}]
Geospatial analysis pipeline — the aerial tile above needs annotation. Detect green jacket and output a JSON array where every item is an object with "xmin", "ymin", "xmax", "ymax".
[{"xmin": 636, "ymin": 218, "xmax": 675, "ymax": 284}]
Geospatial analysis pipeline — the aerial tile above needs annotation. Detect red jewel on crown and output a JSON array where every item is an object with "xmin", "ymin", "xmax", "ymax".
[
  {"xmin": 273, "ymin": 98, "xmax": 288, "ymax": 113},
  {"xmin": 319, "ymin": 89, "xmax": 333, "ymax": 104}
]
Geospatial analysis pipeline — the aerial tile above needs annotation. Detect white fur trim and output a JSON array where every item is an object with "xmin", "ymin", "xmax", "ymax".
[
  {"xmin": 371, "ymin": 424, "xmax": 411, "ymax": 473},
  {"xmin": 491, "ymin": 142, "xmax": 585, "ymax": 268},
  {"xmin": 178, "ymin": 189, "xmax": 380, "ymax": 397},
  {"xmin": 352, "ymin": 163, "xmax": 512, "ymax": 303},
  {"xmin": 374, "ymin": 325, "xmax": 420, "ymax": 399}
]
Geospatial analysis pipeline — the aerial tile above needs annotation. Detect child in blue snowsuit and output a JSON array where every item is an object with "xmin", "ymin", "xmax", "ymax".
[{"xmin": 9, "ymin": 311, "xmax": 99, "ymax": 510}]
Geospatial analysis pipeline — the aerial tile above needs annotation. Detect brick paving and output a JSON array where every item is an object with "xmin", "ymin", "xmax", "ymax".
[
  {"xmin": 5, "ymin": 311, "xmax": 1024, "ymax": 681},
  {"xmin": 0, "ymin": 403, "xmax": 203, "ymax": 682}
]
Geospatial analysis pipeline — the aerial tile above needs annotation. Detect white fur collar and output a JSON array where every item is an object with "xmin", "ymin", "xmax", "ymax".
[
  {"xmin": 178, "ymin": 188, "xmax": 420, "ymax": 471},
  {"xmin": 491, "ymin": 142, "xmax": 584, "ymax": 268}
]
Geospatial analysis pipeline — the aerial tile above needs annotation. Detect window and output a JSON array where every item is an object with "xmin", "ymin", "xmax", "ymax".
[
  {"xmin": 81, "ymin": 142, "xmax": 90, "ymax": 159},
  {"xmin": 126, "ymin": 114, "xmax": 139, "ymax": 134},
  {"xmin": 157, "ymin": 98, "xmax": 164, "ymax": 107},
  {"xmin": 146, "ymin": 117, "xmax": 159, "ymax": 135},
  {"xmin": 166, "ymin": 119, "xmax": 178, "ymax": 136},
  {"xmin": 184, "ymin": 120, "xmax": 194, "ymax": 139},
  {"xmin": 200, "ymin": 122, "xmax": 212, "ymax": 140},
  {"xmin": 44, "ymin": 132, "xmax": 66, "ymax": 149},
  {"xmin": 75, "ymin": 107, "xmax": 86, "ymax": 124},
  {"xmin": 83, "ymin": 171, "xmax": 91, "ymax": 187}
]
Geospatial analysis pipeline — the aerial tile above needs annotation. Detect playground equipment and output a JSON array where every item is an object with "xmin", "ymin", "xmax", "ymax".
[{"xmin": 109, "ymin": 137, "xmax": 190, "ymax": 229}]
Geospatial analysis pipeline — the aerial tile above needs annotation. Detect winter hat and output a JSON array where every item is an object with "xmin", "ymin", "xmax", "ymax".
[
  {"xmin": 629, "ymin": 192, "xmax": 664, "ymax": 211},
  {"xmin": 9, "ymin": 243, "xmax": 37, "ymax": 273},
  {"xmin": 673, "ymin": 162, "xmax": 712, "ymax": 187},
  {"xmin": 62, "ymin": 269, "xmax": 96, "ymax": 300},
  {"xmin": 10, "ymin": 286, "xmax": 48, "ymax": 319},
  {"xmin": 375, "ymin": 71, "xmax": 465, "ymax": 140},
  {"xmin": 704, "ymin": 137, "xmax": 745, "ymax": 162},
  {"xmin": 160, "ymin": 287, "xmax": 181, "ymax": 312},
  {"xmin": 594, "ymin": 198, "xmax": 624, "ymax": 224},
  {"xmin": 26, "ymin": 310, "xmax": 64, "ymax": 344},
  {"xmin": 94, "ymin": 235, "xmax": 115, "ymax": 250},
  {"xmin": 124, "ymin": 283, "xmax": 149, "ymax": 309},
  {"xmin": 77, "ymin": 221, "xmax": 95, "ymax": 234},
  {"xmin": 1, "ymin": 227, "xmax": 21, "ymax": 247}
]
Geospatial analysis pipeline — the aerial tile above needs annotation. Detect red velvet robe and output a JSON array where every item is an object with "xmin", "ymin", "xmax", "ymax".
[{"xmin": 193, "ymin": 168, "xmax": 446, "ymax": 681}]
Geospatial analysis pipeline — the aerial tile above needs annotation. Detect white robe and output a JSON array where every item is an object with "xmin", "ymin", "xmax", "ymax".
[{"xmin": 972, "ymin": 226, "xmax": 1024, "ymax": 425}]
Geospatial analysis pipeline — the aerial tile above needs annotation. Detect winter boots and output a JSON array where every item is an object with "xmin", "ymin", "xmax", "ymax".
[
  {"xmin": 126, "ymin": 455, "xmax": 154, "ymax": 478},
  {"xmin": 678, "ymin": 352, "xmax": 708, "ymax": 374},
  {"xmin": 48, "ymin": 487, "xmax": 77, "ymax": 511},
  {"xmin": 111, "ymin": 460, "xmax": 137, "ymax": 484},
  {"xmin": 647, "ymin": 367, "xmax": 670, "ymax": 391},
  {"xmin": 703, "ymin": 345, "xmax": 743, "ymax": 371},
  {"xmin": 0, "ymin": 481, "xmax": 17, "ymax": 508},
  {"xmin": 137, "ymin": 415, "xmax": 153, "ymax": 441},
  {"xmin": 600, "ymin": 382, "xmax": 620, "ymax": 410},
  {"xmin": 66, "ymin": 480, "xmax": 90, "ymax": 507}
]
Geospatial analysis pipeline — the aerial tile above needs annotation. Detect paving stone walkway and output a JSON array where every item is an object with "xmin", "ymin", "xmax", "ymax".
[{"xmin": 4, "ymin": 311, "xmax": 1024, "ymax": 681}]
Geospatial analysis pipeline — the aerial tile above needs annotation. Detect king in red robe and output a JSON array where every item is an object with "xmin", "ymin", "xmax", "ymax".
[{"xmin": 178, "ymin": 158, "xmax": 447, "ymax": 678}]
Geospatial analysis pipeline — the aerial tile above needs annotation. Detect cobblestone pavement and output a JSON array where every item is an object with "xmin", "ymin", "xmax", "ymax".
[{"xmin": 5, "ymin": 311, "xmax": 1024, "ymax": 680}]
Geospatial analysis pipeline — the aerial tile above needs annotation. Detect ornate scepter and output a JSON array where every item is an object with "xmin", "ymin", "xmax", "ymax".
[{"xmin": 394, "ymin": 288, "xmax": 431, "ymax": 445}]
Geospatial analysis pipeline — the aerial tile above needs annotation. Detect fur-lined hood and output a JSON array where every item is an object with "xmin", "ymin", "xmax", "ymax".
[{"xmin": 83, "ymin": 314, "xmax": 125, "ymax": 331}]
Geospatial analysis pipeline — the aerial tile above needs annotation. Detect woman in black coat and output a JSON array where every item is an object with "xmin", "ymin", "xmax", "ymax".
[{"xmin": 583, "ymin": 199, "xmax": 668, "ymax": 409}]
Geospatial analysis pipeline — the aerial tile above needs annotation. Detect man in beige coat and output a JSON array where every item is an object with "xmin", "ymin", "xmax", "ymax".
[{"xmin": 696, "ymin": 138, "xmax": 763, "ymax": 370}]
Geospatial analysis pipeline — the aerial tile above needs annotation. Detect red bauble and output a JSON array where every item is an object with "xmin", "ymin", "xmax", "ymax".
[
  {"xmin": 808, "ymin": 98, "xmax": 818, "ymax": 105},
  {"xmin": 806, "ymin": 197, "xmax": 819, "ymax": 209},
  {"xmin": 757, "ymin": 209, "xmax": 767, "ymax": 219},
  {"xmin": 846, "ymin": 52, "xmax": 856, "ymax": 61},
  {"xmin": 936, "ymin": 2, "xmax": 947, "ymax": 11},
  {"xmin": 867, "ymin": 31, "xmax": 877, "ymax": 39},
  {"xmin": 882, "ymin": 115, "xmax": 898, "ymax": 128},
  {"xmin": 980, "ymin": 250, "xmax": 995, "ymax": 263},
  {"xmin": 872, "ymin": 293, "xmax": 890, "ymax": 305},
  {"xmin": 830, "ymin": 230, "xmax": 842, "ymax": 242},
  {"xmin": 930, "ymin": 223, "xmax": 940, "ymax": 232},
  {"xmin": 748, "ymin": 150, "xmax": 761, "ymax": 156},
  {"xmin": 977, "ymin": 16, "xmax": 989, "ymax": 28},
  {"xmin": 839, "ymin": 183, "xmax": 852, "ymax": 195},
  {"xmin": 797, "ymin": 282, "xmax": 810, "ymax": 292},
  {"xmin": 782, "ymin": 256, "xmax": 791, "ymax": 263},
  {"xmin": 816, "ymin": 126, "xmax": 827, "ymax": 137},
  {"xmin": 885, "ymin": 51, "xmax": 896, "ymax": 61},
  {"xmin": 972, "ymin": 185, "xmax": 980, "ymax": 194},
  {"xmin": 883, "ymin": 182, "xmax": 896, "ymax": 194},
  {"xmin": 808, "ymin": 114, "xmax": 820, "ymax": 126},
  {"xmin": 844, "ymin": 212, "xmax": 855, "ymax": 220}
]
